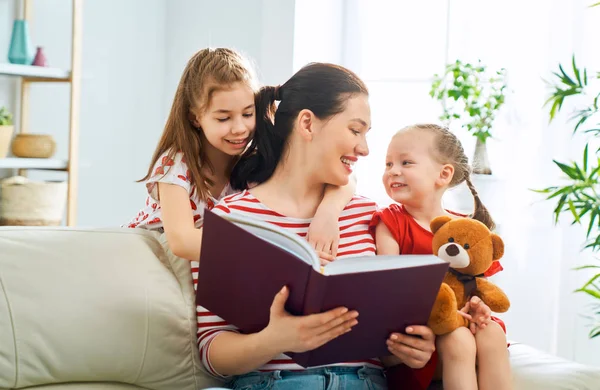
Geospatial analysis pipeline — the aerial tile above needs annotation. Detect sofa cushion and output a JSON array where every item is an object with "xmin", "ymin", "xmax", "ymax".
[
  {"xmin": 0, "ymin": 227, "xmax": 221, "ymax": 390},
  {"xmin": 19, "ymin": 383, "xmax": 148, "ymax": 389},
  {"xmin": 508, "ymin": 342, "xmax": 600, "ymax": 390}
]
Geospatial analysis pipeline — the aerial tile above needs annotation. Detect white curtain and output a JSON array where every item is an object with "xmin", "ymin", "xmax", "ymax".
[{"xmin": 337, "ymin": 0, "xmax": 600, "ymax": 365}]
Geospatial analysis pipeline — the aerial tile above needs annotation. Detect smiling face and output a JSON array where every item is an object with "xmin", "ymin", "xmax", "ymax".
[
  {"xmin": 189, "ymin": 82, "xmax": 256, "ymax": 156},
  {"xmin": 382, "ymin": 129, "xmax": 448, "ymax": 205},
  {"xmin": 310, "ymin": 93, "xmax": 371, "ymax": 186}
]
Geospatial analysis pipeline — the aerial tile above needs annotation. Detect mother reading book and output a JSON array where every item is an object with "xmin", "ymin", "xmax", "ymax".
[{"xmin": 196, "ymin": 63, "xmax": 436, "ymax": 389}]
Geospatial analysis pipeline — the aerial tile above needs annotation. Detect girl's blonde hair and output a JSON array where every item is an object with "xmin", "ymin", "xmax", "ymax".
[
  {"xmin": 139, "ymin": 48, "xmax": 259, "ymax": 201},
  {"xmin": 396, "ymin": 123, "xmax": 496, "ymax": 230}
]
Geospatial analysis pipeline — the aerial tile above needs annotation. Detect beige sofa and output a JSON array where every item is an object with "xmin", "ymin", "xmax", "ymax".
[{"xmin": 1, "ymin": 226, "xmax": 599, "ymax": 390}]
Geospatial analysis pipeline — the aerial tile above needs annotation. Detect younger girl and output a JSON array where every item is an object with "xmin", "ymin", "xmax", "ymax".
[
  {"xmin": 372, "ymin": 124, "xmax": 510, "ymax": 390},
  {"xmin": 125, "ymin": 48, "xmax": 355, "ymax": 262}
]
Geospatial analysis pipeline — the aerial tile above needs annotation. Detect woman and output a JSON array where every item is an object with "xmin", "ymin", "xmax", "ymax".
[{"xmin": 197, "ymin": 63, "xmax": 436, "ymax": 389}]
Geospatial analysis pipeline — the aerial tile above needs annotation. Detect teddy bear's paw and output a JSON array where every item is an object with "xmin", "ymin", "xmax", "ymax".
[{"xmin": 428, "ymin": 283, "xmax": 460, "ymax": 335}]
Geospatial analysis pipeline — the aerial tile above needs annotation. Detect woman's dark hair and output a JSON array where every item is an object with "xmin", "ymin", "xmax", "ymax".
[{"xmin": 230, "ymin": 62, "xmax": 369, "ymax": 190}]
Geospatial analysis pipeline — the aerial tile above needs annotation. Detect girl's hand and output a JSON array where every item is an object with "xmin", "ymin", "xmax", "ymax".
[
  {"xmin": 458, "ymin": 296, "xmax": 492, "ymax": 334},
  {"xmin": 307, "ymin": 208, "xmax": 340, "ymax": 258},
  {"xmin": 260, "ymin": 286, "xmax": 359, "ymax": 354},
  {"xmin": 317, "ymin": 251, "xmax": 335, "ymax": 266}
]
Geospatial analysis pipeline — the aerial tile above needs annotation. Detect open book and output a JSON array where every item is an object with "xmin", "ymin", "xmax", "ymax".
[{"xmin": 196, "ymin": 210, "xmax": 449, "ymax": 367}]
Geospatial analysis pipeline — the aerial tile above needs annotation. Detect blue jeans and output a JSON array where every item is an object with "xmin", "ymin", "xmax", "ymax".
[{"xmin": 227, "ymin": 366, "xmax": 387, "ymax": 390}]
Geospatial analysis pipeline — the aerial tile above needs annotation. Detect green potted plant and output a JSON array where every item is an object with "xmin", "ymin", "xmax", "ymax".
[
  {"xmin": 0, "ymin": 106, "xmax": 14, "ymax": 159},
  {"xmin": 430, "ymin": 60, "xmax": 507, "ymax": 174},
  {"xmin": 536, "ymin": 54, "xmax": 600, "ymax": 339}
]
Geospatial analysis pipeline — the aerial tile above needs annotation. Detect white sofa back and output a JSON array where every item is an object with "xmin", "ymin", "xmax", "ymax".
[{"xmin": 0, "ymin": 227, "xmax": 221, "ymax": 390}]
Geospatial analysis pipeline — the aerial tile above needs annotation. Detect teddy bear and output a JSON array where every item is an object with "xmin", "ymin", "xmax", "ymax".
[{"xmin": 427, "ymin": 216, "xmax": 510, "ymax": 335}]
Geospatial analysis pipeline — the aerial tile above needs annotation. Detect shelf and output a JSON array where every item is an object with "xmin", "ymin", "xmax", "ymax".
[
  {"xmin": 0, "ymin": 158, "xmax": 68, "ymax": 170},
  {"xmin": 0, "ymin": 63, "xmax": 70, "ymax": 81}
]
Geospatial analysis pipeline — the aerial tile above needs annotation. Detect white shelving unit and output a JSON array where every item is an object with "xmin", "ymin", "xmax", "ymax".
[
  {"xmin": 0, "ymin": 157, "xmax": 68, "ymax": 170},
  {"xmin": 0, "ymin": 63, "xmax": 70, "ymax": 80},
  {"xmin": 0, "ymin": 0, "xmax": 82, "ymax": 226}
]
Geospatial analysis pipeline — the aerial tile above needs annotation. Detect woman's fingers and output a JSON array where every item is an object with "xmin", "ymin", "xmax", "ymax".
[{"xmin": 312, "ymin": 310, "xmax": 359, "ymax": 336}]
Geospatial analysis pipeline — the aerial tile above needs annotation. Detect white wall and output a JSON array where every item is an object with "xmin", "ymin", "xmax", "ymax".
[
  {"xmin": 293, "ymin": 0, "xmax": 344, "ymax": 72},
  {"xmin": 0, "ymin": 0, "xmax": 296, "ymax": 227},
  {"xmin": 297, "ymin": 0, "xmax": 600, "ymax": 367},
  {"xmin": 164, "ymin": 0, "xmax": 295, "ymax": 103}
]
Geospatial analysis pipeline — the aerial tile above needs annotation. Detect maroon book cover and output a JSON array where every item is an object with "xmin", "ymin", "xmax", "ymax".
[{"xmin": 196, "ymin": 210, "xmax": 449, "ymax": 367}]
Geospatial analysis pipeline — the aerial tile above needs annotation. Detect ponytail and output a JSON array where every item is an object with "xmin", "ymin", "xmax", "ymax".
[
  {"xmin": 230, "ymin": 63, "xmax": 369, "ymax": 191},
  {"xmin": 465, "ymin": 176, "xmax": 496, "ymax": 231},
  {"xmin": 230, "ymin": 85, "xmax": 283, "ymax": 190}
]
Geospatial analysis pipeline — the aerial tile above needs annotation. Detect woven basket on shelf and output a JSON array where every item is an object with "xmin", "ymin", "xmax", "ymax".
[
  {"xmin": 0, "ymin": 125, "xmax": 14, "ymax": 158},
  {"xmin": 0, "ymin": 176, "xmax": 67, "ymax": 226},
  {"xmin": 11, "ymin": 133, "xmax": 56, "ymax": 158}
]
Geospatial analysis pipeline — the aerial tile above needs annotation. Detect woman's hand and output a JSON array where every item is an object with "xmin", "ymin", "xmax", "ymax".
[
  {"xmin": 308, "ymin": 208, "xmax": 340, "ymax": 259},
  {"xmin": 259, "ymin": 286, "xmax": 359, "ymax": 354},
  {"xmin": 458, "ymin": 296, "xmax": 492, "ymax": 334},
  {"xmin": 386, "ymin": 326, "xmax": 436, "ymax": 369}
]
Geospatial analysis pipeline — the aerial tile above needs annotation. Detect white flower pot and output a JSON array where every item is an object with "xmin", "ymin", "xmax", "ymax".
[{"xmin": 443, "ymin": 174, "xmax": 504, "ymax": 217}]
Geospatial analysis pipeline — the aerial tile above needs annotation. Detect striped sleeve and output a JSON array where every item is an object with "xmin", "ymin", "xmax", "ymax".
[
  {"xmin": 193, "ymin": 194, "xmax": 240, "ymax": 377},
  {"xmin": 196, "ymin": 306, "xmax": 238, "ymax": 378}
]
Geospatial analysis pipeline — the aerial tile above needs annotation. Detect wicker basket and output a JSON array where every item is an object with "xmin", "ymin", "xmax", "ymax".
[
  {"xmin": 0, "ymin": 125, "xmax": 14, "ymax": 158},
  {"xmin": 0, "ymin": 176, "xmax": 67, "ymax": 226},
  {"xmin": 11, "ymin": 133, "xmax": 56, "ymax": 158}
]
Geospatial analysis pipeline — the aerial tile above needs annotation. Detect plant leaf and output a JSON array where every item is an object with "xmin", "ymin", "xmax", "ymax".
[
  {"xmin": 580, "ymin": 273, "xmax": 600, "ymax": 290},
  {"xmin": 568, "ymin": 199, "xmax": 580, "ymax": 222},
  {"xmin": 576, "ymin": 287, "xmax": 600, "ymax": 299},
  {"xmin": 554, "ymin": 160, "xmax": 579, "ymax": 180},
  {"xmin": 588, "ymin": 209, "xmax": 598, "ymax": 237},
  {"xmin": 574, "ymin": 264, "xmax": 600, "ymax": 270},
  {"xmin": 559, "ymin": 64, "xmax": 575, "ymax": 86},
  {"xmin": 572, "ymin": 55, "xmax": 582, "ymax": 85}
]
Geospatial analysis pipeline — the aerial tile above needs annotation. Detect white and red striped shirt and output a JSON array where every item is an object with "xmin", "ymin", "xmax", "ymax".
[
  {"xmin": 124, "ymin": 151, "xmax": 234, "ymax": 231},
  {"xmin": 193, "ymin": 190, "xmax": 384, "ymax": 377}
]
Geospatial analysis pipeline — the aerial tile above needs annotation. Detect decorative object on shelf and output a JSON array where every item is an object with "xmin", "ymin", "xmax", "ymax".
[
  {"xmin": 0, "ymin": 176, "xmax": 67, "ymax": 226},
  {"xmin": 0, "ymin": 107, "xmax": 14, "ymax": 158},
  {"xmin": 7, "ymin": 19, "xmax": 34, "ymax": 65},
  {"xmin": 430, "ymin": 59, "xmax": 507, "ymax": 175},
  {"xmin": 11, "ymin": 134, "xmax": 56, "ymax": 158},
  {"xmin": 535, "ymin": 52, "xmax": 600, "ymax": 339},
  {"xmin": 31, "ymin": 46, "xmax": 48, "ymax": 67}
]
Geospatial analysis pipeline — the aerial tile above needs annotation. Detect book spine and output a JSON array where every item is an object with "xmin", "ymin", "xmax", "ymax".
[
  {"xmin": 288, "ymin": 270, "xmax": 328, "ymax": 368},
  {"xmin": 302, "ymin": 270, "xmax": 327, "ymax": 315}
]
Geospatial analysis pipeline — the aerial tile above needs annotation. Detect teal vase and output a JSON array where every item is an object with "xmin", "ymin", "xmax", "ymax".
[{"xmin": 8, "ymin": 20, "xmax": 34, "ymax": 65}]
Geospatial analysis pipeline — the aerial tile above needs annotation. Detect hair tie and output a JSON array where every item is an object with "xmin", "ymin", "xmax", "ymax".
[{"xmin": 273, "ymin": 85, "xmax": 282, "ymax": 101}]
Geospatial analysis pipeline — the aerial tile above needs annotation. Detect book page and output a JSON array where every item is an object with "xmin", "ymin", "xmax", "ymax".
[
  {"xmin": 323, "ymin": 254, "xmax": 445, "ymax": 276},
  {"xmin": 223, "ymin": 212, "xmax": 321, "ymax": 271}
]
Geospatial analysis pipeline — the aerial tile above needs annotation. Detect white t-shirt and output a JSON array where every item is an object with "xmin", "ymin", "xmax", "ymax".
[{"xmin": 125, "ymin": 151, "xmax": 235, "ymax": 231}]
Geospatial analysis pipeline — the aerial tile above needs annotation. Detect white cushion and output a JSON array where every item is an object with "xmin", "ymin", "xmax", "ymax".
[
  {"xmin": 0, "ymin": 227, "xmax": 221, "ymax": 390},
  {"xmin": 509, "ymin": 342, "xmax": 600, "ymax": 390}
]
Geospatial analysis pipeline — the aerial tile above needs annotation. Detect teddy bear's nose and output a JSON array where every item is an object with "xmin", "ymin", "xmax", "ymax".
[{"xmin": 445, "ymin": 244, "xmax": 460, "ymax": 256}]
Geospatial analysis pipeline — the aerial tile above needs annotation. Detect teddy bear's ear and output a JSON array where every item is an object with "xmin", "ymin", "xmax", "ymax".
[
  {"xmin": 431, "ymin": 216, "xmax": 453, "ymax": 234},
  {"xmin": 491, "ymin": 233, "xmax": 505, "ymax": 260}
]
